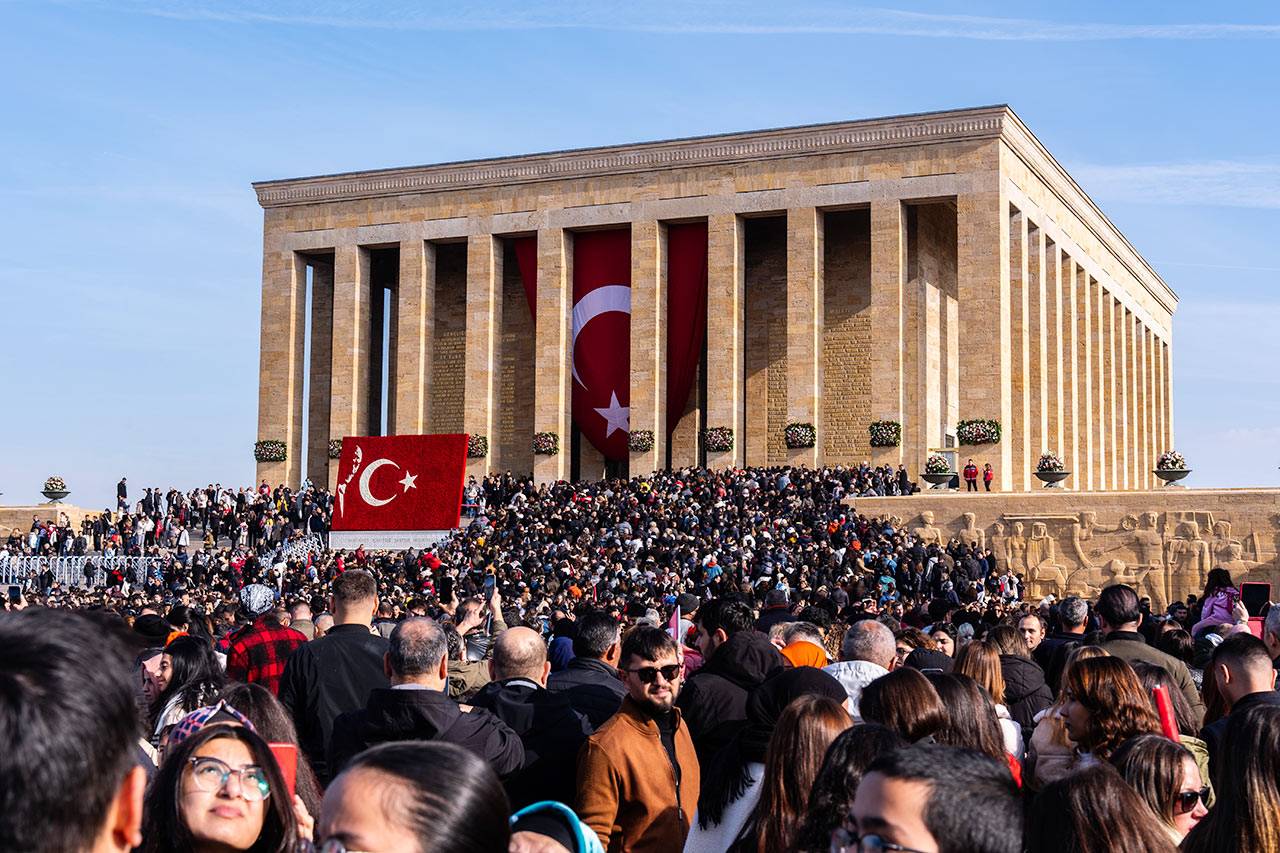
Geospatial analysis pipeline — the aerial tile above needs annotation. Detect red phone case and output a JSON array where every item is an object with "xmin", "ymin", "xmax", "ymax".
[{"xmin": 268, "ymin": 742, "xmax": 297, "ymax": 798}]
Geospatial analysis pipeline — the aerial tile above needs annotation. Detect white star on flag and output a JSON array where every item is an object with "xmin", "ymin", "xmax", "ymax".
[
  {"xmin": 399, "ymin": 471, "xmax": 418, "ymax": 492},
  {"xmin": 594, "ymin": 391, "xmax": 630, "ymax": 438}
]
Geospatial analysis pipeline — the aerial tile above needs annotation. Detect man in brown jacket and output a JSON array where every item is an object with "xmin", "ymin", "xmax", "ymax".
[{"xmin": 577, "ymin": 626, "xmax": 700, "ymax": 852}]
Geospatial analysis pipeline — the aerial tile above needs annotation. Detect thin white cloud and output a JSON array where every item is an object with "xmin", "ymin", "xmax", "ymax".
[
  {"xmin": 70, "ymin": 2, "xmax": 1280, "ymax": 40},
  {"xmin": 1071, "ymin": 161, "xmax": 1280, "ymax": 209}
]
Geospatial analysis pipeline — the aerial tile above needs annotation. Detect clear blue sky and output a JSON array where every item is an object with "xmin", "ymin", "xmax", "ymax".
[{"xmin": 3, "ymin": 1, "xmax": 1278, "ymax": 507}]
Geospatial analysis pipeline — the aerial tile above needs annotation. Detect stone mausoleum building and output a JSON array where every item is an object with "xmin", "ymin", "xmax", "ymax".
[{"xmin": 253, "ymin": 105, "xmax": 1176, "ymax": 491}]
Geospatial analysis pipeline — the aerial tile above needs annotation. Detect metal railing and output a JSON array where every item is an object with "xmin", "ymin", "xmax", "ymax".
[{"xmin": 0, "ymin": 554, "xmax": 167, "ymax": 588}]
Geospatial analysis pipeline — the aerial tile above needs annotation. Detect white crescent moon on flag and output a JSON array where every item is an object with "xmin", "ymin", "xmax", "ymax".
[
  {"xmin": 358, "ymin": 458, "xmax": 399, "ymax": 507},
  {"xmin": 571, "ymin": 284, "xmax": 630, "ymax": 387}
]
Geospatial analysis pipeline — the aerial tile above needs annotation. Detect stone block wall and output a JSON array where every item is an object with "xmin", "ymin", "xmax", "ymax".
[
  {"xmin": 429, "ymin": 243, "xmax": 467, "ymax": 434},
  {"xmin": 744, "ymin": 217, "xmax": 788, "ymax": 466},
  {"xmin": 822, "ymin": 210, "xmax": 873, "ymax": 463},
  {"xmin": 496, "ymin": 241, "xmax": 535, "ymax": 473}
]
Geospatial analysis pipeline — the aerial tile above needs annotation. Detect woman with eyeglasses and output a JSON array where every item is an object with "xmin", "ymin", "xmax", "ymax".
[
  {"xmin": 140, "ymin": 722, "xmax": 299, "ymax": 853},
  {"xmin": 1109, "ymin": 734, "xmax": 1206, "ymax": 844}
]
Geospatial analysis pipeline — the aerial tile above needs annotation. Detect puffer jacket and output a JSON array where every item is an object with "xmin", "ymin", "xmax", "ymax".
[
  {"xmin": 822, "ymin": 660, "xmax": 890, "ymax": 721},
  {"xmin": 1000, "ymin": 654, "xmax": 1054, "ymax": 743},
  {"xmin": 676, "ymin": 631, "xmax": 788, "ymax": 764}
]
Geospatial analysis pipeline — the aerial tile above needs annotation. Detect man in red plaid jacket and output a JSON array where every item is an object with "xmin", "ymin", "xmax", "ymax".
[{"xmin": 225, "ymin": 583, "xmax": 307, "ymax": 695}]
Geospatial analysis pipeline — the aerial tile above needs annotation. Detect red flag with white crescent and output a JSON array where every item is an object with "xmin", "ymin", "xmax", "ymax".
[
  {"xmin": 330, "ymin": 434, "xmax": 467, "ymax": 531},
  {"xmin": 572, "ymin": 229, "xmax": 631, "ymax": 461}
]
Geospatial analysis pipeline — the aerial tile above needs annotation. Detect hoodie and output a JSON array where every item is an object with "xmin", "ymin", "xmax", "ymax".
[
  {"xmin": 822, "ymin": 660, "xmax": 890, "ymax": 721},
  {"xmin": 999, "ymin": 654, "xmax": 1054, "ymax": 743},
  {"xmin": 327, "ymin": 686, "xmax": 524, "ymax": 779},
  {"xmin": 676, "ymin": 631, "xmax": 788, "ymax": 764}
]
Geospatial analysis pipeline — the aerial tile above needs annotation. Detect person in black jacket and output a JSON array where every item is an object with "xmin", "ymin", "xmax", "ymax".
[
  {"xmin": 547, "ymin": 610, "xmax": 626, "ymax": 730},
  {"xmin": 278, "ymin": 570, "xmax": 388, "ymax": 783},
  {"xmin": 470, "ymin": 627, "xmax": 591, "ymax": 809},
  {"xmin": 988, "ymin": 624, "xmax": 1053, "ymax": 743},
  {"xmin": 327, "ymin": 617, "xmax": 524, "ymax": 779},
  {"xmin": 677, "ymin": 598, "xmax": 788, "ymax": 764},
  {"xmin": 1199, "ymin": 633, "xmax": 1280, "ymax": 778}
]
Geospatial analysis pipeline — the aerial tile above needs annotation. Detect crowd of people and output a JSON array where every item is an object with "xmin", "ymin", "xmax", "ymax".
[{"xmin": 2, "ymin": 467, "xmax": 1279, "ymax": 852}]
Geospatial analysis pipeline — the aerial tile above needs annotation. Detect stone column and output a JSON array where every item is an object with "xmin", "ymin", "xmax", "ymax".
[
  {"xmin": 629, "ymin": 220, "xmax": 667, "ymax": 475},
  {"xmin": 256, "ymin": 250, "xmax": 308, "ymax": 488},
  {"xmin": 1009, "ymin": 209, "xmax": 1030, "ymax": 491},
  {"xmin": 1139, "ymin": 323, "xmax": 1151, "ymax": 489},
  {"xmin": 465, "ymin": 233, "xmax": 502, "ymax": 477},
  {"xmin": 1091, "ymin": 278, "xmax": 1107, "ymax": 490},
  {"xmin": 329, "ymin": 244, "xmax": 373, "ymax": 486},
  {"xmin": 1164, "ymin": 339, "xmax": 1174, "ymax": 449},
  {"xmin": 1046, "ymin": 243, "xmax": 1063, "ymax": 464},
  {"xmin": 1027, "ymin": 225, "xmax": 1047, "ymax": 471},
  {"xmin": 706, "ymin": 213, "xmax": 745, "ymax": 468},
  {"xmin": 870, "ymin": 198, "xmax": 906, "ymax": 469},
  {"xmin": 1154, "ymin": 335, "xmax": 1165, "ymax": 459},
  {"xmin": 957, "ymin": 190, "xmax": 1012, "ymax": 490},
  {"xmin": 1075, "ymin": 266, "xmax": 1093, "ymax": 491},
  {"xmin": 1118, "ymin": 304, "xmax": 1130, "ymax": 489},
  {"xmin": 534, "ymin": 228, "xmax": 571, "ymax": 484},
  {"xmin": 1064, "ymin": 256, "xmax": 1079, "ymax": 489},
  {"xmin": 394, "ymin": 239, "xmax": 435, "ymax": 436},
  {"xmin": 786, "ymin": 207, "xmax": 824, "ymax": 468},
  {"xmin": 306, "ymin": 260, "xmax": 334, "ymax": 488},
  {"xmin": 1106, "ymin": 293, "xmax": 1120, "ymax": 489}
]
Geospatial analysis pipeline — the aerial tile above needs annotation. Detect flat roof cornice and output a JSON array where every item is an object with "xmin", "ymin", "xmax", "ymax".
[{"xmin": 252, "ymin": 105, "xmax": 1009, "ymax": 207}]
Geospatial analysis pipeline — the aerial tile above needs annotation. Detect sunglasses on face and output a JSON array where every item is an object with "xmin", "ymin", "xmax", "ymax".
[
  {"xmin": 1174, "ymin": 786, "xmax": 1211, "ymax": 814},
  {"xmin": 625, "ymin": 664, "xmax": 681, "ymax": 684},
  {"xmin": 187, "ymin": 756, "xmax": 271, "ymax": 801}
]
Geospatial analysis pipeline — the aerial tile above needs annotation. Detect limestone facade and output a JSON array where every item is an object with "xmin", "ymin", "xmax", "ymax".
[
  {"xmin": 252, "ymin": 106, "xmax": 1176, "ymax": 489},
  {"xmin": 854, "ymin": 489, "xmax": 1280, "ymax": 605}
]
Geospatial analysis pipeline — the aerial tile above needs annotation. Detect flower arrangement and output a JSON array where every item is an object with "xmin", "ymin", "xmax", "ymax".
[
  {"xmin": 253, "ymin": 440, "xmax": 287, "ymax": 463},
  {"xmin": 43, "ymin": 476, "xmax": 67, "ymax": 492},
  {"xmin": 925, "ymin": 454, "xmax": 953, "ymax": 475},
  {"xmin": 532, "ymin": 431, "xmax": 559, "ymax": 456},
  {"xmin": 784, "ymin": 422, "xmax": 817, "ymax": 449},
  {"xmin": 628, "ymin": 430, "xmax": 655, "ymax": 453},
  {"xmin": 703, "ymin": 426, "xmax": 734, "ymax": 453},
  {"xmin": 957, "ymin": 419, "xmax": 1002, "ymax": 445},
  {"xmin": 467, "ymin": 434, "xmax": 489, "ymax": 459},
  {"xmin": 1036, "ymin": 451, "xmax": 1065, "ymax": 473},
  {"xmin": 868, "ymin": 420, "xmax": 902, "ymax": 448},
  {"xmin": 327, "ymin": 439, "xmax": 344, "ymax": 460},
  {"xmin": 1156, "ymin": 450, "xmax": 1187, "ymax": 471}
]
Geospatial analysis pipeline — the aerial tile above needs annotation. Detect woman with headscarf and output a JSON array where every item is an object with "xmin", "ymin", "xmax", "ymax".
[{"xmin": 683, "ymin": 667, "xmax": 847, "ymax": 853}]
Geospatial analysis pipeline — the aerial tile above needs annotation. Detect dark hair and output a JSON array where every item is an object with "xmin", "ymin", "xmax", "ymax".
[
  {"xmin": 1110, "ymin": 734, "xmax": 1196, "ymax": 827},
  {"xmin": 1096, "ymin": 584, "xmax": 1142, "ymax": 628},
  {"xmin": 1064, "ymin": 656, "xmax": 1161, "ymax": 761},
  {"xmin": 1027, "ymin": 764, "xmax": 1177, "ymax": 853},
  {"xmin": 332, "ymin": 569, "xmax": 377, "ymax": 607},
  {"xmin": 140, "ymin": 723, "xmax": 297, "ymax": 853},
  {"xmin": 792, "ymin": 724, "xmax": 905, "ymax": 852},
  {"xmin": 620, "ymin": 625, "xmax": 679, "ymax": 667},
  {"xmin": 574, "ymin": 610, "xmax": 621, "ymax": 659},
  {"xmin": 1131, "ymin": 662, "xmax": 1197, "ymax": 738},
  {"xmin": 927, "ymin": 673, "xmax": 1009, "ymax": 763},
  {"xmin": 0, "ymin": 609, "xmax": 142, "ymax": 853},
  {"xmin": 219, "ymin": 682, "xmax": 323, "ymax": 817},
  {"xmin": 333, "ymin": 741, "xmax": 511, "ymax": 853},
  {"xmin": 987, "ymin": 624, "xmax": 1030, "ymax": 658},
  {"xmin": 696, "ymin": 598, "xmax": 755, "ymax": 637},
  {"xmin": 1157, "ymin": 629, "xmax": 1194, "ymax": 666},
  {"xmin": 859, "ymin": 668, "xmax": 946, "ymax": 743},
  {"xmin": 388, "ymin": 617, "xmax": 447, "ymax": 677},
  {"xmin": 1183, "ymin": 704, "xmax": 1280, "ymax": 853},
  {"xmin": 1210, "ymin": 632, "xmax": 1273, "ymax": 677},
  {"xmin": 1202, "ymin": 568, "xmax": 1235, "ymax": 601},
  {"xmin": 151, "ymin": 634, "xmax": 226, "ymax": 729},
  {"xmin": 731, "ymin": 695, "xmax": 851, "ymax": 853},
  {"xmin": 864, "ymin": 745, "xmax": 1023, "ymax": 853}
]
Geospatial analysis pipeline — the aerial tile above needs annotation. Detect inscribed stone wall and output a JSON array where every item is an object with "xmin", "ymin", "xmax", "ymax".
[
  {"xmin": 744, "ymin": 217, "xmax": 788, "ymax": 466},
  {"xmin": 822, "ymin": 209, "xmax": 872, "ymax": 463},
  {"xmin": 497, "ymin": 242, "xmax": 535, "ymax": 472},
  {"xmin": 429, "ymin": 243, "xmax": 467, "ymax": 434},
  {"xmin": 853, "ymin": 490, "xmax": 1280, "ymax": 606},
  {"xmin": 669, "ymin": 362, "xmax": 702, "ymax": 468}
]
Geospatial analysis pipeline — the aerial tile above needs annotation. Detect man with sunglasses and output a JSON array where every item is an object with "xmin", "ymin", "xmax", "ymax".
[{"xmin": 577, "ymin": 626, "xmax": 699, "ymax": 852}]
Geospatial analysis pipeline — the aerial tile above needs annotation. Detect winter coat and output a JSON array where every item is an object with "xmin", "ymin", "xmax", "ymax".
[
  {"xmin": 548, "ymin": 656, "xmax": 627, "ymax": 731},
  {"xmin": 676, "ymin": 631, "xmax": 788, "ymax": 764},
  {"xmin": 999, "ymin": 654, "xmax": 1054, "ymax": 743},
  {"xmin": 822, "ymin": 660, "xmax": 890, "ymax": 721}
]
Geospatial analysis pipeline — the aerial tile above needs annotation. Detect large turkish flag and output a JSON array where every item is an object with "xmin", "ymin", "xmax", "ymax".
[
  {"xmin": 572, "ymin": 229, "xmax": 631, "ymax": 461},
  {"xmin": 330, "ymin": 434, "xmax": 467, "ymax": 531}
]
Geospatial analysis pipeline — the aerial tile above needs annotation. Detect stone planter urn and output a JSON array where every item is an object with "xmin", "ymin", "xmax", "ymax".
[
  {"xmin": 1034, "ymin": 470, "xmax": 1071, "ymax": 489},
  {"xmin": 1154, "ymin": 468, "xmax": 1191, "ymax": 487},
  {"xmin": 42, "ymin": 489, "xmax": 70, "ymax": 503},
  {"xmin": 921, "ymin": 472, "xmax": 956, "ymax": 490}
]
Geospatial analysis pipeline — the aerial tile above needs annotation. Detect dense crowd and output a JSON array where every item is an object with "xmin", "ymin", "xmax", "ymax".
[{"xmin": 2, "ymin": 468, "xmax": 1279, "ymax": 853}]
